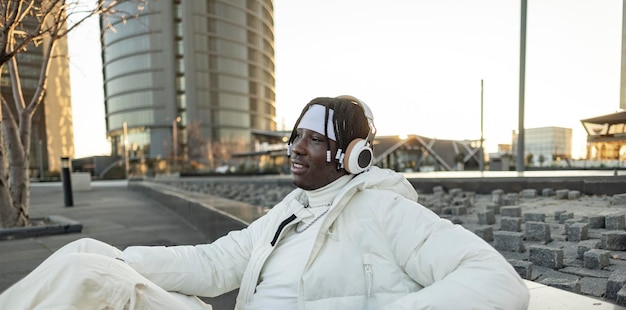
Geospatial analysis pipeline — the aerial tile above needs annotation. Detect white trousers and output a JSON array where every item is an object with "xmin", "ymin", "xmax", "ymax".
[{"xmin": 0, "ymin": 238, "xmax": 212, "ymax": 310}]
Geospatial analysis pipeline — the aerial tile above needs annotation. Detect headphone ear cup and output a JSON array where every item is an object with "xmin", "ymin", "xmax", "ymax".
[{"xmin": 344, "ymin": 139, "xmax": 373, "ymax": 174}]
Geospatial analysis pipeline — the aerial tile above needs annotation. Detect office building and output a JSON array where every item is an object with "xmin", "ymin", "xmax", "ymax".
[
  {"xmin": 512, "ymin": 127, "xmax": 572, "ymax": 166},
  {"xmin": 101, "ymin": 0, "xmax": 276, "ymax": 172},
  {"xmin": 0, "ymin": 19, "xmax": 74, "ymax": 177}
]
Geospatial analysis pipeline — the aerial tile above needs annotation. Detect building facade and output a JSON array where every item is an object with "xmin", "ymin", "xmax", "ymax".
[
  {"xmin": 0, "ymin": 19, "xmax": 74, "ymax": 177},
  {"xmin": 512, "ymin": 127, "xmax": 572, "ymax": 167},
  {"xmin": 580, "ymin": 112, "xmax": 626, "ymax": 161},
  {"xmin": 101, "ymin": 0, "xmax": 276, "ymax": 173}
]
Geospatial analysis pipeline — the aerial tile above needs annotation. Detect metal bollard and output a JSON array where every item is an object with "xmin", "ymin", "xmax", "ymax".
[{"xmin": 61, "ymin": 157, "xmax": 73, "ymax": 207}]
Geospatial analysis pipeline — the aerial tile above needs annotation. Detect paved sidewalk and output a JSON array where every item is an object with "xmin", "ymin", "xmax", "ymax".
[{"xmin": 0, "ymin": 180, "xmax": 236, "ymax": 308}]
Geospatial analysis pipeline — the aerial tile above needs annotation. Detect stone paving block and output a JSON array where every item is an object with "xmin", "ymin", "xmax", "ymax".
[
  {"xmin": 524, "ymin": 212, "xmax": 545, "ymax": 223},
  {"xmin": 529, "ymin": 245, "xmax": 563, "ymax": 269},
  {"xmin": 491, "ymin": 194, "xmax": 503, "ymax": 206},
  {"xmin": 474, "ymin": 226, "xmax": 493, "ymax": 242},
  {"xmin": 449, "ymin": 188, "xmax": 463, "ymax": 197},
  {"xmin": 540, "ymin": 278, "xmax": 580, "ymax": 293},
  {"xmin": 606, "ymin": 213, "xmax": 626, "ymax": 230},
  {"xmin": 477, "ymin": 210, "xmax": 495, "ymax": 225},
  {"xmin": 432, "ymin": 185, "xmax": 444, "ymax": 194},
  {"xmin": 494, "ymin": 231, "xmax": 525, "ymax": 253},
  {"xmin": 567, "ymin": 222, "xmax": 588, "ymax": 242},
  {"xmin": 607, "ymin": 270, "xmax": 626, "ymax": 301},
  {"xmin": 541, "ymin": 188, "xmax": 554, "ymax": 197},
  {"xmin": 580, "ymin": 277, "xmax": 608, "ymax": 298},
  {"xmin": 428, "ymin": 206, "xmax": 442, "ymax": 215},
  {"xmin": 485, "ymin": 203, "xmax": 501, "ymax": 215},
  {"xmin": 602, "ymin": 231, "xmax": 626, "ymax": 251},
  {"xmin": 554, "ymin": 210, "xmax": 566, "ymax": 221},
  {"xmin": 612, "ymin": 193, "xmax": 626, "ymax": 206},
  {"xmin": 568, "ymin": 190, "xmax": 581, "ymax": 200},
  {"xmin": 504, "ymin": 193, "xmax": 519, "ymax": 205},
  {"xmin": 521, "ymin": 189, "xmax": 537, "ymax": 198},
  {"xmin": 441, "ymin": 207, "xmax": 452, "ymax": 215},
  {"xmin": 556, "ymin": 189, "xmax": 569, "ymax": 199},
  {"xmin": 525, "ymin": 221, "xmax": 551, "ymax": 244},
  {"xmin": 617, "ymin": 284, "xmax": 626, "ymax": 306},
  {"xmin": 559, "ymin": 267, "xmax": 612, "ymax": 279},
  {"xmin": 564, "ymin": 219, "xmax": 582, "ymax": 232},
  {"xmin": 577, "ymin": 239, "xmax": 601, "ymax": 260},
  {"xmin": 558, "ymin": 212, "xmax": 574, "ymax": 224},
  {"xmin": 586, "ymin": 215, "xmax": 605, "ymax": 229},
  {"xmin": 451, "ymin": 197, "xmax": 471, "ymax": 208},
  {"xmin": 501, "ymin": 206, "xmax": 522, "ymax": 218},
  {"xmin": 450, "ymin": 205, "xmax": 467, "ymax": 216},
  {"xmin": 509, "ymin": 259, "xmax": 532, "ymax": 280},
  {"xmin": 500, "ymin": 217, "xmax": 522, "ymax": 232},
  {"xmin": 583, "ymin": 249, "xmax": 610, "ymax": 269},
  {"xmin": 491, "ymin": 189, "xmax": 504, "ymax": 196}
]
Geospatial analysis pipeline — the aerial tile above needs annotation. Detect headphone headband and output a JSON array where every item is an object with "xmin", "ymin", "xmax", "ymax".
[{"xmin": 335, "ymin": 95, "xmax": 376, "ymax": 141}]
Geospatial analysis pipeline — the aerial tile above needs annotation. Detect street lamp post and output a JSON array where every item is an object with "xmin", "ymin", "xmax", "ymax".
[{"xmin": 172, "ymin": 116, "xmax": 181, "ymax": 172}]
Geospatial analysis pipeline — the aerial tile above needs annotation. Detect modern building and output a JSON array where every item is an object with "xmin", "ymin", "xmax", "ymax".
[
  {"xmin": 512, "ymin": 127, "xmax": 572, "ymax": 167},
  {"xmin": 101, "ymin": 0, "xmax": 276, "ymax": 174},
  {"xmin": 0, "ymin": 18, "xmax": 74, "ymax": 177},
  {"xmin": 581, "ymin": 112, "xmax": 626, "ymax": 161},
  {"xmin": 372, "ymin": 135, "xmax": 484, "ymax": 172}
]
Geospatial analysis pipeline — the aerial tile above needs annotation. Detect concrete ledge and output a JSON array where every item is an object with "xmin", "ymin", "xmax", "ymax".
[
  {"xmin": 129, "ymin": 182, "xmax": 255, "ymax": 241},
  {"xmin": 525, "ymin": 280, "xmax": 626, "ymax": 309},
  {"xmin": 0, "ymin": 215, "xmax": 83, "ymax": 241}
]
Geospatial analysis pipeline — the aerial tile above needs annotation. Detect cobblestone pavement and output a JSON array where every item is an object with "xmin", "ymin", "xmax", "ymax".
[{"xmin": 418, "ymin": 188, "xmax": 626, "ymax": 306}]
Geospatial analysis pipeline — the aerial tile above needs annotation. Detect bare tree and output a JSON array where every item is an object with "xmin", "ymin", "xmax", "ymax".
[{"xmin": 0, "ymin": 0, "xmax": 143, "ymax": 228}]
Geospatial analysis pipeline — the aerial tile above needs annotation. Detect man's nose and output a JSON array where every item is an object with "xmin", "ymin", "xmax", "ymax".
[{"xmin": 291, "ymin": 138, "xmax": 306, "ymax": 155}]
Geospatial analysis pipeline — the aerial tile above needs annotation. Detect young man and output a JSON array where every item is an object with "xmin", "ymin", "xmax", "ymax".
[{"xmin": 0, "ymin": 96, "xmax": 529, "ymax": 309}]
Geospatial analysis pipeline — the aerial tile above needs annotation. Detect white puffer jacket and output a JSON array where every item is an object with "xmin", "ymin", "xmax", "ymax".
[{"xmin": 121, "ymin": 167, "xmax": 529, "ymax": 309}]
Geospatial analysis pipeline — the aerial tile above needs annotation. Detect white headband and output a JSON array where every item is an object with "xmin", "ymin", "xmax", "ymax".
[{"xmin": 297, "ymin": 104, "xmax": 336, "ymax": 141}]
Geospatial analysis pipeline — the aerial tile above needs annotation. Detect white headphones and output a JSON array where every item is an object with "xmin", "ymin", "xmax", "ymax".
[{"xmin": 335, "ymin": 95, "xmax": 376, "ymax": 174}]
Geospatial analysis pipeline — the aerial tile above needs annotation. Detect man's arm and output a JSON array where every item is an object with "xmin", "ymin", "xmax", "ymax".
[{"xmin": 382, "ymin": 198, "xmax": 530, "ymax": 309}]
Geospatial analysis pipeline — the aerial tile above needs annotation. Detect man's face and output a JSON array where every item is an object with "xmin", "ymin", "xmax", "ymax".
[{"xmin": 290, "ymin": 128, "xmax": 347, "ymax": 190}]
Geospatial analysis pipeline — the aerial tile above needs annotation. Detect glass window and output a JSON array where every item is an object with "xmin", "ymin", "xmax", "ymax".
[
  {"xmin": 105, "ymin": 54, "xmax": 152, "ymax": 79},
  {"xmin": 108, "ymin": 110, "xmax": 155, "ymax": 130},
  {"xmin": 214, "ymin": 110, "xmax": 250, "ymax": 127},
  {"xmin": 104, "ymin": 35, "xmax": 151, "ymax": 60},
  {"xmin": 212, "ymin": 38, "xmax": 247, "ymax": 58},
  {"xmin": 218, "ymin": 76, "xmax": 248, "ymax": 92},
  {"xmin": 106, "ymin": 72, "xmax": 154, "ymax": 95},
  {"xmin": 219, "ymin": 93, "xmax": 248, "ymax": 110},
  {"xmin": 215, "ymin": 57, "xmax": 247, "ymax": 75},
  {"xmin": 107, "ymin": 91, "xmax": 155, "ymax": 113},
  {"xmin": 214, "ymin": 2, "xmax": 246, "ymax": 23}
]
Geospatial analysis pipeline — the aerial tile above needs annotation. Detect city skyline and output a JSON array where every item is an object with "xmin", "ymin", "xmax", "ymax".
[{"xmin": 69, "ymin": 0, "xmax": 623, "ymax": 159}]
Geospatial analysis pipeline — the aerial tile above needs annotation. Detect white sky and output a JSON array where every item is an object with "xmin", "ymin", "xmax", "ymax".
[{"xmin": 68, "ymin": 0, "xmax": 624, "ymax": 159}]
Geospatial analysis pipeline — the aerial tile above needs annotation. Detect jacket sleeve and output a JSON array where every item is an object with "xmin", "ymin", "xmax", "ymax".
[
  {"xmin": 380, "ymin": 196, "xmax": 530, "ymax": 310},
  {"xmin": 117, "ymin": 214, "xmax": 270, "ymax": 297}
]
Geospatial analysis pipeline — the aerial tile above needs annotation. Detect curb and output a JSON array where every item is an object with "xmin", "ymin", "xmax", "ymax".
[{"xmin": 0, "ymin": 215, "xmax": 83, "ymax": 241}]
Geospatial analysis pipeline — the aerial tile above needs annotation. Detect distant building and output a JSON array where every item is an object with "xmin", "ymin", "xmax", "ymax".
[
  {"xmin": 101, "ymin": 0, "xmax": 276, "ymax": 173},
  {"xmin": 511, "ymin": 127, "xmax": 572, "ymax": 166},
  {"xmin": 580, "ymin": 111, "xmax": 626, "ymax": 160},
  {"xmin": 372, "ymin": 135, "xmax": 483, "ymax": 172},
  {"xmin": 0, "ymin": 12, "xmax": 74, "ymax": 177}
]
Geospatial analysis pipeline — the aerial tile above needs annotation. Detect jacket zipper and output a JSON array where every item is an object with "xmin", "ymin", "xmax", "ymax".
[
  {"xmin": 363, "ymin": 253, "xmax": 374, "ymax": 310},
  {"xmin": 364, "ymin": 264, "xmax": 373, "ymax": 297}
]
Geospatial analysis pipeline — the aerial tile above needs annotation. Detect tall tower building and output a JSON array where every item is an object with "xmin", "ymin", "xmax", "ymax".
[
  {"xmin": 0, "ymin": 18, "xmax": 74, "ymax": 177},
  {"xmin": 101, "ymin": 0, "xmax": 276, "ymax": 171},
  {"xmin": 621, "ymin": 0, "xmax": 626, "ymax": 110}
]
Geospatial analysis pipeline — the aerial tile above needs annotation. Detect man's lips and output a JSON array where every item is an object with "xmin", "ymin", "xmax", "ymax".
[{"xmin": 291, "ymin": 159, "xmax": 308, "ymax": 174}]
